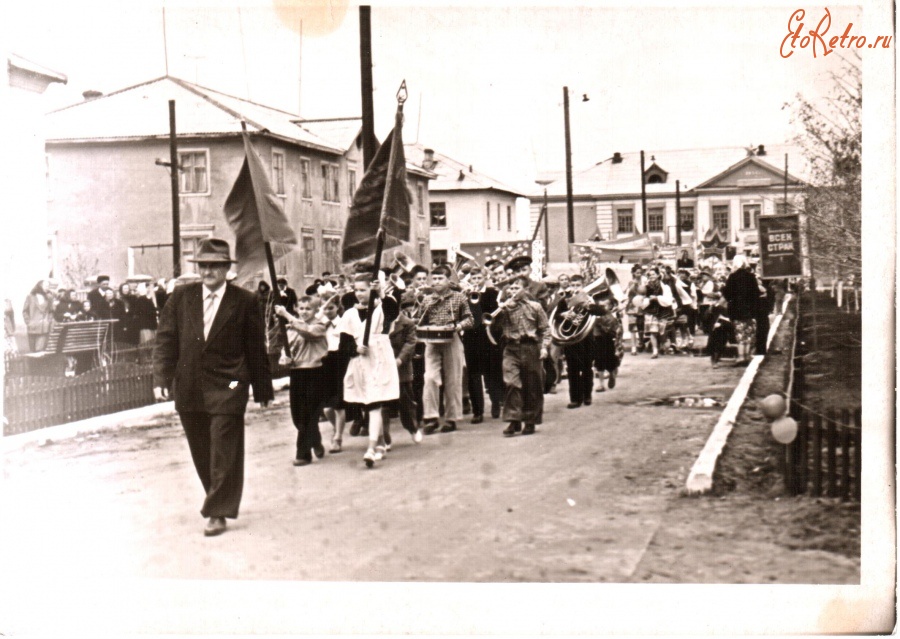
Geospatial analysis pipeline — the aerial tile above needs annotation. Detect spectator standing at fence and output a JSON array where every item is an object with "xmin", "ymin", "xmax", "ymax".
[
  {"xmin": 87, "ymin": 275, "xmax": 112, "ymax": 319},
  {"xmin": 153, "ymin": 238, "xmax": 273, "ymax": 537},
  {"xmin": 4, "ymin": 298, "xmax": 19, "ymax": 367},
  {"xmin": 753, "ymin": 262, "xmax": 775, "ymax": 356},
  {"xmin": 721, "ymin": 254, "xmax": 760, "ymax": 365},
  {"xmin": 111, "ymin": 283, "xmax": 139, "ymax": 347},
  {"xmin": 22, "ymin": 280, "xmax": 54, "ymax": 352},
  {"xmin": 133, "ymin": 282, "xmax": 159, "ymax": 344}
]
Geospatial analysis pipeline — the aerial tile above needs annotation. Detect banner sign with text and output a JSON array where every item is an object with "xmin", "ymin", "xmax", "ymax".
[{"xmin": 758, "ymin": 214, "xmax": 802, "ymax": 279}]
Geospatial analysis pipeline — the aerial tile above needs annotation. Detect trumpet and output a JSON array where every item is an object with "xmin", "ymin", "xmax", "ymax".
[{"xmin": 482, "ymin": 288, "xmax": 530, "ymax": 346}]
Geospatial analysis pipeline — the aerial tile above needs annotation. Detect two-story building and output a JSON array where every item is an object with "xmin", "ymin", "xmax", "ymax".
[
  {"xmin": 531, "ymin": 144, "xmax": 807, "ymax": 263},
  {"xmin": 44, "ymin": 76, "xmax": 433, "ymax": 291},
  {"xmin": 5, "ymin": 54, "xmax": 67, "ymax": 309},
  {"xmin": 404, "ymin": 144, "xmax": 528, "ymax": 265}
]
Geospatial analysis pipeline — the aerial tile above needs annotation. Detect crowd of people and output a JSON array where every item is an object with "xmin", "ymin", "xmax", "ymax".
[
  {"xmin": 240, "ymin": 246, "xmax": 788, "ymax": 471},
  {"xmin": 4, "ymin": 274, "xmax": 206, "ymax": 360}
]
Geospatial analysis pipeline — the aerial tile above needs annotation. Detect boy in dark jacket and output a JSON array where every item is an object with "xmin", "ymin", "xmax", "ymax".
[{"xmin": 382, "ymin": 290, "xmax": 423, "ymax": 446}]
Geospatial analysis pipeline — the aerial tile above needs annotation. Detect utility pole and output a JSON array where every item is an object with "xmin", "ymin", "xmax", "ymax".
[
  {"xmin": 640, "ymin": 150, "xmax": 648, "ymax": 233},
  {"xmin": 563, "ymin": 86, "xmax": 575, "ymax": 252},
  {"xmin": 675, "ymin": 179, "xmax": 682, "ymax": 246},
  {"xmin": 359, "ymin": 6, "xmax": 377, "ymax": 170},
  {"xmin": 168, "ymin": 100, "xmax": 181, "ymax": 277}
]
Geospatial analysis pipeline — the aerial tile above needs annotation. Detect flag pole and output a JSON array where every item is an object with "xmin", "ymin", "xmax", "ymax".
[
  {"xmin": 241, "ymin": 120, "xmax": 290, "ymax": 356},
  {"xmin": 362, "ymin": 81, "xmax": 407, "ymax": 347}
]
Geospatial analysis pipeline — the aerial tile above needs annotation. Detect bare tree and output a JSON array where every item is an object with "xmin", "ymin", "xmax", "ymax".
[
  {"xmin": 60, "ymin": 244, "xmax": 100, "ymax": 291},
  {"xmin": 787, "ymin": 52, "xmax": 861, "ymax": 283}
]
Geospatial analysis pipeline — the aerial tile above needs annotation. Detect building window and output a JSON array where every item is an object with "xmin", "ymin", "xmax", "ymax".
[
  {"xmin": 679, "ymin": 206, "xmax": 695, "ymax": 231},
  {"xmin": 742, "ymin": 203, "xmax": 761, "ymax": 229},
  {"xmin": 302, "ymin": 233, "xmax": 316, "ymax": 276},
  {"xmin": 348, "ymin": 169, "xmax": 357, "ymax": 201},
  {"xmin": 431, "ymin": 250, "xmax": 447, "ymax": 266},
  {"xmin": 712, "ymin": 204, "xmax": 730, "ymax": 231},
  {"xmin": 496, "ymin": 202, "xmax": 501, "ymax": 230},
  {"xmin": 416, "ymin": 183, "xmax": 425, "ymax": 217},
  {"xmin": 616, "ymin": 208, "xmax": 634, "ymax": 234},
  {"xmin": 300, "ymin": 158, "xmax": 311, "ymax": 199},
  {"xmin": 648, "ymin": 207, "xmax": 665, "ymax": 232},
  {"xmin": 507, "ymin": 205, "xmax": 513, "ymax": 231},
  {"xmin": 178, "ymin": 150, "xmax": 209, "ymax": 194},
  {"xmin": 418, "ymin": 242, "xmax": 427, "ymax": 264},
  {"xmin": 322, "ymin": 236, "xmax": 341, "ymax": 274},
  {"xmin": 430, "ymin": 202, "xmax": 447, "ymax": 228},
  {"xmin": 486, "ymin": 202, "xmax": 491, "ymax": 230},
  {"xmin": 272, "ymin": 150, "xmax": 285, "ymax": 195},
  {"xmin": 776, "ymin": 200, "xmax": 791, "ymax": 214},
  {"xmin": 321, "ymin": 163, "xmax": 340, "ymax": 203}
]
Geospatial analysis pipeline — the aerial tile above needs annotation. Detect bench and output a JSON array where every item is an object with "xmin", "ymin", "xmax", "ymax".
[{"xmin": 44, "ymin": 320, "xmax": 116, "ymax": 355}]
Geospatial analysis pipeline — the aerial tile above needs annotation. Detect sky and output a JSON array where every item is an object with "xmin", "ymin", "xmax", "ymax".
[{"xmin": 5, "ymin": 1, "xmax": 873, "ymax": 193}]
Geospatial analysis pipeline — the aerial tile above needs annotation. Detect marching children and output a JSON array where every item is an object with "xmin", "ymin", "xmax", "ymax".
[
  {"xmin": 492, "ymin": 276, "xmax": 550, "ymax": 437},
  {"xmin": 319, "ymin": 295, "xmax": 349, "ymax": 453},
  {"xmin": 591, "ymin": 294, "xmax": 624, "ymax": 392},
  {"xmin": 274, "ymin": 296, "xmax": 329, "ymax": 467},
  {"xmin": 383, "ymin": 290, "xmax": 424, "ymax": 446},
  {"xmin": 341, "ymin": 274, "xmax": 400, "ymax": 468}
]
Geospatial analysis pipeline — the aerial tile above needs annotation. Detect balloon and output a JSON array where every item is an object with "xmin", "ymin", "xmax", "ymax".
[
  {"xmin": 771, "ymin": 416, "xmax": 798, "ymax": 444},
  {"xmin": 760, "ymin": 394, "xmax": 787, "ymax": 420}
]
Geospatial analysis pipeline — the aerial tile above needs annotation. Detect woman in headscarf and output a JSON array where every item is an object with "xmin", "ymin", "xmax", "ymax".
[
  {"xmin": 721, "ymin": 254, "xmax": 761, "ymax": 365},
  {"xmin": 22, "ymin": 280, "xmax": 54, "ymax": 352}
]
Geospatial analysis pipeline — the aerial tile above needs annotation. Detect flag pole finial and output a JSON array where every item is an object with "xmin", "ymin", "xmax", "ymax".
[{"xmin": 397, "ymin": 80, "xmax": 408, "ymax": 105}]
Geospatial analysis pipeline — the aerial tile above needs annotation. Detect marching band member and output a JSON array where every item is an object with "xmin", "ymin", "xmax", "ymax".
[
  {"xmin": 556, "ymin": 273, "xmax": 596, "ymax": 408},
  {"xmin": 418, "ymin": 264, "xmax": 474, "ymax": 434},
  {"xmin": 504, "ymin": 255, "xmax": 551, "ymax": 311},
  {"xmin": 590, "ymin": 292, "xmax": 624, "ymax": 392},
  {"xmin": 491, "ymin": 276, "xmax": 550, "ymax": 437},
  {"xmin": 461, "ymin": 266, "xmax": 503, "ymax": 422}
]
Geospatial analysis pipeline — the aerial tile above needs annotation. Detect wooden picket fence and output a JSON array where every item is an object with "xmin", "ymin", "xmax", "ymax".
[
  {"xmin": 3, "ymin": 361, "xmax": 155, "ymax": 435},
  {"xmin": 781, "ymin": 290, "xmax": 861, "ymax": 499},
  {"xmin": 784, "ymin": 407, "xmax": 861, "ymax": 499}
]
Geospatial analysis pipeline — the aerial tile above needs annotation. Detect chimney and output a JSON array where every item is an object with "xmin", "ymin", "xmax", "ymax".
[
  {"xmin": 757, "ymin": 144, "xmax": 766, "ymax": 156},
  {"xmin": 423, "ymin": 148, "xmax": 435, "ymax": 169},
  {"xmin": 612, "ymin": 152, "xmax": 623, "ymax": 164},
  {"xmin": 458, "ymin": 170, "xmax": 465, "ymax": 181},
  {"xmin": 82, "ymin": 90, "xmax": 103, "ymax": 100}
]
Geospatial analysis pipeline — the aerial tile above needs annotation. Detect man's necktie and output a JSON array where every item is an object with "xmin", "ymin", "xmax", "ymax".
[{"xmin": 203, "ymin": 292, "xmax": 217, "ymax": 339}]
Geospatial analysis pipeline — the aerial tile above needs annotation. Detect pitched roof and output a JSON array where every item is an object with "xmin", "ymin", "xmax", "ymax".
[
  {"xmin": 45, "ymin": 76, "xmax": 344, "ymax": 154},
  {"xmin": 540, "ymin": 144, "xmax": 809, "ymax": 199},
  {"xmin": 404, "ymin": 143, "xmax": 526, "ymax": 197},
  {"xmin": 8, "ymin": 53, "xmax": 68, "ymax": 84}
]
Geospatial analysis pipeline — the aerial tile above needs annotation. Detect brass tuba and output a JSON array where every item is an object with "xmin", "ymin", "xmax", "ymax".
[{"xmin": 549, "ymin": 268, "xmax": 624, "ymax": 345}]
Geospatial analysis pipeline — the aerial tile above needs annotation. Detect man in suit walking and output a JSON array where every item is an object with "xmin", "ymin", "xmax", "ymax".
[{"xmin": 153, "ymin": 238, "xmax": 273, "ymax": 537}]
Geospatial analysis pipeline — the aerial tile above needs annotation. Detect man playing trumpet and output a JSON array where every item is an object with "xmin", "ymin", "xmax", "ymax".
[{"xmin": 462, "ymin": 266, "xmax": 503, "ymax": 423}]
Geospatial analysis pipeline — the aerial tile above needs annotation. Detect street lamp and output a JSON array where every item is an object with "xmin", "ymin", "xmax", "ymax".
[{"xmin": 535, "ymin": 179, "xmax": 553, "ymax": 264}]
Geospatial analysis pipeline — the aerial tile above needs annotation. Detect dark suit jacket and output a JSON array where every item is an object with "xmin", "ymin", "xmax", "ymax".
[{"xmin": 153, "ymin": 282, "xmax": 274, "ymax": 414}]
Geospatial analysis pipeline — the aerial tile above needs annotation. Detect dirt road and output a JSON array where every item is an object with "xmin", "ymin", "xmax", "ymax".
[{"xmin": 1, "ymin": 345, "xmax": 858, "ymax": 587}]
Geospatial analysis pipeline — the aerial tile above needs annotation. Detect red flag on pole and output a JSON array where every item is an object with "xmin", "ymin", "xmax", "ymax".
[
  {"xmin": 223, "ymin": 127, "xmax": 298, "ymax": 286},
  {"xmin": 341, "ymin": 105, "xmax": 411, "ymax": 264}
]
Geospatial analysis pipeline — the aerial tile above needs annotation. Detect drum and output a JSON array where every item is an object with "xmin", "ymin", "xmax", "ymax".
[{"xmin": 416, "ymin": 326, "xmax": 456, "ymax": 344}]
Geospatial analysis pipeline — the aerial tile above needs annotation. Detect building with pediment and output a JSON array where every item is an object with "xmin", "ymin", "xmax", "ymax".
[{"xmin": 531, "ymin": 144, "xmax": 807, "ymax": 263}]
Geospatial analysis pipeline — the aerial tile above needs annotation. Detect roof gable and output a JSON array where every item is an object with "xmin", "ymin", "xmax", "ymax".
[{"xmin": 694, "ymin": 155, "xmax": 803, "ymax": 190}]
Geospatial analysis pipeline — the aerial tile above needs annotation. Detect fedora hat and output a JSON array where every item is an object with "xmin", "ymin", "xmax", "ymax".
[{"xmin": 189, "ymin": 238, "xmax": 234, "ymax": 264}]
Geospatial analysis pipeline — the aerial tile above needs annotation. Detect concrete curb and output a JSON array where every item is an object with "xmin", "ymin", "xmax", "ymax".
[
  {"xmin": 684, "ymin": 294, "xmax": 793, "ymax": 495},
  {"xmin": 2, "ymin": 377, "xmax": 291, "ymax": 453}
]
